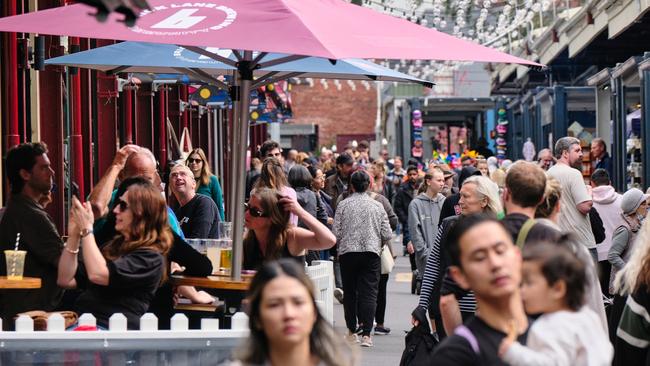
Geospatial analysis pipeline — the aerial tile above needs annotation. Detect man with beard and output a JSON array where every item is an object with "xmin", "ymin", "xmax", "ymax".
[
  {"xmin": 547, "ymin": 137, "xmax": 596, "ymax": 261},
  {"xmin": 0, "ymin": 143, "xmax": 63, "ymax": 328},
  {"xmin": 393, "ymin": 166, "xmax": 419, "ymax": 268},
  {"xmin": 324, "ymin": 153, "xmax": 355, "ymax": 213}
]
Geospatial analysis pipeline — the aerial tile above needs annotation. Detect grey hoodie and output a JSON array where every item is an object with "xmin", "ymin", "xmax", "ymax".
[{"xmin": 408, "ymin": 192, "xmax": 446, "ymax": 274}]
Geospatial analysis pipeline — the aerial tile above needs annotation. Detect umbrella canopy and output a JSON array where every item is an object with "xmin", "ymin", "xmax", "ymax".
[
  {"xmin": 44, "ymin": 41, "xmax": 434, "ymax": 87},
  {"xmin": 0, "ymin": 0, "xmax": 540, "ymax": 66},
  {"xmin": 0, "ymin": 0, "xmax": 541, "ymax": 280}
]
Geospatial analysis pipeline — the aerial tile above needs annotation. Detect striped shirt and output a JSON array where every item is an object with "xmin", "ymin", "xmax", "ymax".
[
  {"xmin": 617, "ymin": 288, "xmax": 650, "ymax": 349},
  {"xmin": 418, "ymin": 215, "xmax": 476, "ymax": 314}
]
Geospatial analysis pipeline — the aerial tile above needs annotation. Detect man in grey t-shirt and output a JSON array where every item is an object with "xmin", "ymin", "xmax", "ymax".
[{"xmin": 547, "ymin": 137, "xmax": 596, "ymax": 261}]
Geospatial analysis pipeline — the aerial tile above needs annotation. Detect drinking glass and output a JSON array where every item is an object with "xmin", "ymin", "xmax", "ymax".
[{"xmin": 218, "ymin": 222, "xmax": 232, "ymax": 240}]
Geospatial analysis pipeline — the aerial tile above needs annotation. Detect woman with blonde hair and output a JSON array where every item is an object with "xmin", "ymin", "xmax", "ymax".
[
  {"xmin": 535, "ymin": 176, "xmax": 608, "ymax": 331},
  {"xmin": 413, "ymin": 175, "xmax": 502, "ymax": 337},
  {"xmin": 186, "ymin": 147, "xmax": 225, "ymax": 220},
  {"xmin": 58, "ymin": 177, "xmax": 173, "ymax": 329},
  {"xmin": 612, "ymin": 218, "xmax": 650, "ymax": 365},
  {"xmin": 243, "ymin": 188, "xmax": 335, "ymax": 270}
]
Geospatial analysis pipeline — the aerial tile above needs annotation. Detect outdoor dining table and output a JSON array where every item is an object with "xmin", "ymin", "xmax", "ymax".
[
  {"xmin": 170, "ymin": 271, "xmax": 252, "ymax": 329},
  {"xmin": 169, "ymin": 272, "xmax": 251, "ymax": 291},
  {"xmin": 0, "ymin": 276, "xmax": 41, "ymax": 289}
]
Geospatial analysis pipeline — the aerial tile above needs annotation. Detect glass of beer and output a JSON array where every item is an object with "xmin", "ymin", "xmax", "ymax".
[
  {"xmin": 219, "ymin": 239, "xmax": 232, "ymax": 274},
  {"xmin": 5, "ymin": 250, "xmax": 26, "ymax": 280}
]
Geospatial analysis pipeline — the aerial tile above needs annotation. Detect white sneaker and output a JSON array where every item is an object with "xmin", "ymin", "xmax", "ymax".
[
  {"xmin": 345, "ymin": 332, "xmax": 360, "ymax": 344},
  {"xmin": 360, "ymin": 335, "xmax": 373, "ymax": 347}
]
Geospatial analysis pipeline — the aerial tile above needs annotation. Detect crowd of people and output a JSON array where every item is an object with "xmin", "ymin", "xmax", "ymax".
[{"xmin": 0, "ymin": 135, "xmax": 649, "ymax": 366}]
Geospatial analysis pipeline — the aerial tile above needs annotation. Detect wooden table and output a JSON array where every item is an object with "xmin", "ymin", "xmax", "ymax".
[
  {"xmin": 170, "ymin": 273, "xmax": 251, "ymax": 291},
  {"xmin": 170, "ymin": 273, "xmax": 252, "ymax": 328},
  {"xmin": 0, "ymin": 276, "xmax": 41, "ymax": 289}
]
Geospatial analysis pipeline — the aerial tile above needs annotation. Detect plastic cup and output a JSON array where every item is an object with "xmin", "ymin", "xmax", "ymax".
[
  {"xmin": 186, "ymin": 239, "xmax": 206, "ymax": 255},
  {"xmin": 205, "ymin": 239, "xmax": 221, "ymax": 273},
  {"xmin": 5, "ymin": 250, "xmax": 26, "ymax": 280}
]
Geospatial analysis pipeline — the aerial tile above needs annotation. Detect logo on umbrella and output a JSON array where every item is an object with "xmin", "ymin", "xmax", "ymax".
[{"xmin": 130, "ymin": 3, "xmax": 237, "ymax": 36}]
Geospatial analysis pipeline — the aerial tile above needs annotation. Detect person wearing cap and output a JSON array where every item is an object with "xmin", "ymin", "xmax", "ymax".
[
  {"xmin": 607, "ymin": 187, "xmax": 649, "ymax": 340},
  {"xmin": 440, "ymin": 168, "xmax": 456, "ymax": 197}
]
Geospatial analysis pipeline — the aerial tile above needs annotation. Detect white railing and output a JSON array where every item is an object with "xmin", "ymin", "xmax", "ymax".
[
  {"xmin": 0, "ymin": 312, "xmax": 249, "ymax": 365},
  {"xmin": 0, "ymin": 261, "xmax": 334, "ymax": 364},
  {"xmin": 306, "ymin": 260, "xmax": 335, "ymax": 325}
]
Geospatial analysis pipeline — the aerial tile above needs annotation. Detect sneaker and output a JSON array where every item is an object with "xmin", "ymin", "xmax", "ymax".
[
  {"xmin": 374, "ymin": 326, "xmax": 391, "ymax": 335},
  {"xmin": 334, "ymin": 288, "xmax": 344, "ymax": 304},
  {"xmin": 360, "ymin": 335, "xmax": 373, "ymax": 347},
  {"xmin": 345, "ymin": 332, "xmax": 360, "ymax": 344}
]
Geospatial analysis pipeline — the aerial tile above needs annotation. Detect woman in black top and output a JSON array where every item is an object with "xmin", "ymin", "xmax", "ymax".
[
  {"xmin": 243, "ymin": 188, "xmax": 335, "ymax": 270},
  {"xmin": 58, "ymin": 178, "xmax": 173, "ymax": 329}
]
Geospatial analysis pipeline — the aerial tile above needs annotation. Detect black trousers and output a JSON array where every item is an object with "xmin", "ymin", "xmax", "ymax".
[
  {"xmin": 598, "ymin": 260, "xmax": 612, "ymax": 296},
  {"xmin": 340, "ymin": 252, "xmax": 380, "ymax": 336},
  {"xmin": 375, "ymin": 273, "xmax": 389, "ymax": 324}
]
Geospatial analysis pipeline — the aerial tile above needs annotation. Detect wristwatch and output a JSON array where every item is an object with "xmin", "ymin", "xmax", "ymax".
[{"xmin": 80, "ymin": 228, "xmax": 94, "ymax": 238}]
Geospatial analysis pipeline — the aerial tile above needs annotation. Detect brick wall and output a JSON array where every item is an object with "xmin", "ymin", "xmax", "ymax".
[{"xmin": 288, "ymin": 79, "xmax": 377, "ymax": 147}]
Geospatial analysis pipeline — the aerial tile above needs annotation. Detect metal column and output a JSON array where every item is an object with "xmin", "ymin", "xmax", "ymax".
[
  {"xmin": 552, "ymin": 86, "xmax": 567, "ymax": 144},
  {"xmin": 611, "ymin": 77, "xmax": 627, "ymax": 191},
  {"xmin": 640, "ymin": 61, "xmax": 650, "ymax": 188},
  {"xmin": 229, "ymin": 52, "xmax": 253, "ymax": 281}
]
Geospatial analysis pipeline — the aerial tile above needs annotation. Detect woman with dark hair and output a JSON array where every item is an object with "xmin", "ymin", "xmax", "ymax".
[
  {"xmin": 253, "ymin": 158, "xmax": 298, "ymax": 226},
  {"xmin": 243, "ymin": 188, "xmax": 335, "ymax": 270},
  {"xmin": 288, "ymin": 165, "xmax": 328, "ymax": 228},
  {"xmin": 229, "ymin": 259, "xmax": 355, "ymax": 366},
  {"xmin": 186, "ymin": 147, "xmax": 225, "ymax": 220},
  {"xmin": 57, "ymin": 177, "xmax": 173, "ymax": 329},
  {"xmin": 334, "ymin": 170, "xmax": 392, "ymax": 347},
  {"xmin": 307, "ymin": 165, "xmax": 334, "ymax": 224}
]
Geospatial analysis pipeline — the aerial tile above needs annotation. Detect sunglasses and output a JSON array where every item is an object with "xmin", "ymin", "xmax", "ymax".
[
  {"xmin": 116, "ymin": 199, "xmax": 129, "ymax": 212},
  {"xmin": 188, "ymin": 158, "xmax": 203, "ymax": 164},
  {"xmin": 244, "ymin": 202, "xmax": 266, "ymax": 217}
]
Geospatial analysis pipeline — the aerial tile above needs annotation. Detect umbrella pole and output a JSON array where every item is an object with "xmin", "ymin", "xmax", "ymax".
[{"xmin": 229, "ymin": 52, "xmax": 253, "ymax": 281}]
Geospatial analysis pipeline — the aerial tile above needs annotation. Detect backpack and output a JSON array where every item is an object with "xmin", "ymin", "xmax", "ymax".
[
  {"xmin": 399, "ymin": 324, "xmax": 438, "ymax": 366},
  {"xmin": 400, "ymin": 307, "xmax": 439, "ymax": 366}
]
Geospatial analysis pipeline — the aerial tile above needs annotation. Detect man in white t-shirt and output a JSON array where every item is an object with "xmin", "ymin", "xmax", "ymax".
[{"xmin": 547, "ymin": 137, "xmax": 596, "ymax": 262}]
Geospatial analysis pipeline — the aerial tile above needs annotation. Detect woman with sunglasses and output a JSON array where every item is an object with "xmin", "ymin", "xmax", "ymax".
[
  {"xmin": 57, "ymin": 178, "xmax": 173, "ymax": 329},
  {"xmin": 186, "ymin": 148, "xmax": 225, "ymax": 221},
  {"xmin": 242, "ymin": 188, "xmax": 336, "ymax": 270}
]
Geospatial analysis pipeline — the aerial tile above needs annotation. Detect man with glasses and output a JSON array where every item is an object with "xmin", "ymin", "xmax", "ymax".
[
  {"xmin": 537, "ymin": 148, "xmax": 555, "ymax": 171},
  {"xmin": 169, "ymin": 165, "xmax": 219, "ymax": 239}
]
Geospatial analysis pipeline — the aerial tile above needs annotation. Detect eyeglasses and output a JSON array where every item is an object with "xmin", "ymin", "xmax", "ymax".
[
  {"xmin": 116, "ymin": 199, "xmax": 129, "ymax": 212},
  {"xmin": 244, "ymin": 202, "xmax": 266, "ymax": 217},
  {"xmin": 188, "ymin": 158, "xmax": 203, "ymax": 164}
]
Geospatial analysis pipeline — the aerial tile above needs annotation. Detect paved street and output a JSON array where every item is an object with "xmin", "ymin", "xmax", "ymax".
[{"xmin": 332, "ymin": 238, "xmax": 415, "ymax": 365}]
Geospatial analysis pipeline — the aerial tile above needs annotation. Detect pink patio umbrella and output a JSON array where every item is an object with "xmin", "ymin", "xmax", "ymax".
[{"xmin": 0, "ymin": 0, "xmax": 541, "ymax": 280}]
